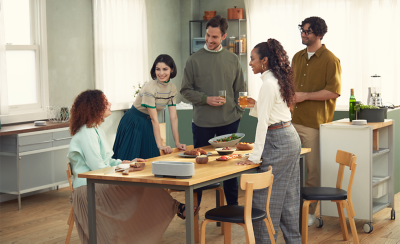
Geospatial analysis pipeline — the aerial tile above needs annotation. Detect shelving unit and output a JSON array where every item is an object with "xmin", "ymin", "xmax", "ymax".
[
  {"xmin": 319, "ymin": 119, "xmax": 395, "ymax": 233},
  {"xmin": 189, "ymin": 19, "xmax": 246, "ymax": 61}
]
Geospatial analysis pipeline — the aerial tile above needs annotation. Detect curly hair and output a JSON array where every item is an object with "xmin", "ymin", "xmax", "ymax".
[
  {"xmin": 254, "ymin": 39, "xmax": 296, "ymax": 109},
  {"xmin": 299, "ymin": 16, "xmax": 328, "ymax": 40},
  {"xmin": 69, "ymin": 90, "xmax": 108, "ymax": 136}
]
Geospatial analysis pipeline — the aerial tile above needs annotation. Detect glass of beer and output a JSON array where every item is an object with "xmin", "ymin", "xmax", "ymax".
[
  {"xmin": 239, "ymin": 92, "xmax": 248, "ymax": 108},
  {"xmin": 219, "ymin": 90, "xmax": 226, "ymax": 103}
]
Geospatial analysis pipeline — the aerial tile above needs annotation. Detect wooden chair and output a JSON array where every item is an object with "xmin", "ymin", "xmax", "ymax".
[
  {"xmin": 200, "ymin": 166, "xmax": 275, "ymax": 244},
  {"xmin": 65, "ymin": 163, "xmax": 74, "ymax": 244},
  {"xmin": 161, "ymin": 145, "xmax": 225, "ymax": 243},
  {"xmin": 301, "ymin": 150, "xmax": 359, "ymax": 244}
]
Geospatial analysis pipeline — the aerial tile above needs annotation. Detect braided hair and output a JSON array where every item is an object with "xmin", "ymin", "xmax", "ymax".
[{"xmin": 254, "ymin": 39, "xmax": 296, "ymax": 109}]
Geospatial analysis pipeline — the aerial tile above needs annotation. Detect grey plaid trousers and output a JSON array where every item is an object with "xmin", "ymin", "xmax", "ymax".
[{"xmin": 252, "ymin": 122, "xmax": 301, "ymax": 244}]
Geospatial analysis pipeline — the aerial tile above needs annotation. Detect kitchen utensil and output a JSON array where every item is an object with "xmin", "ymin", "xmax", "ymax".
[
  {"xmin": 203, "ymin": 11, "xmax": 216, "ymax": 20},
  {"xmin": 215, "ymin": 148, "xmax": 236, "ymax": 155}
]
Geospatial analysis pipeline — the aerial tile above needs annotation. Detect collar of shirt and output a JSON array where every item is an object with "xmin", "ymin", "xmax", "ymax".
[
  {"xmin": 156, "ymin": 79, "xmax": 169, "ymax": 86},
  {"xmin": 204, "ymin": 44, "xmax": 223, "ymax": 52},
  {"xmin": 301, "ymin": 44, "xmax": 327, "ymax": 60},
  {"xmin": 260, "ymin": 69, "xmax": 273, "ymax": 81}
]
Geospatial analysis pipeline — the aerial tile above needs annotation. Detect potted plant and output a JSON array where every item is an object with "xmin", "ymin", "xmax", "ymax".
[{"xmin": 355, "ymin": 103, "xmax": 387, "ymax": 122}]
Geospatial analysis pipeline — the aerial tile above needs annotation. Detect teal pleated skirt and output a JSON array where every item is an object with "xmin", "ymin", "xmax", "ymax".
[{"xmin": 112, "ymin": 106, "xmax": 160, "ymax": 160}]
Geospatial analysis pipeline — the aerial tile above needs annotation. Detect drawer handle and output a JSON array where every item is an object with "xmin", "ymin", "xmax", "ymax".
[{"xmin": 19, "ymin": 140, "xmax": 54, "ymax": 146}]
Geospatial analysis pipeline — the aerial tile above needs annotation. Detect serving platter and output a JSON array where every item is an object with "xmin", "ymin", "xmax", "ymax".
[{"xmin": 178, "ymin": 152, "xmax": 212, "ymax": 158}]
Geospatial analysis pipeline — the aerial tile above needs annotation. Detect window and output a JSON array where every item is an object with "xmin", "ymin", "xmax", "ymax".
[{"xmin": 0, "ymin": 0, "xmax": 49, "ymax": 123}]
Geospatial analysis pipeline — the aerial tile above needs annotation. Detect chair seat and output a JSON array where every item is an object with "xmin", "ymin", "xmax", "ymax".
[
  {"xmin": 301, "ymin": 187, "xmax": 348, "ymax": 201},
  {"xmin": 170, "ymin": 183, "xmax": 221, "ymax": 192},
  {"xmin": 205, "ymin": 205, "xmax": 266, "ymax": 224}
]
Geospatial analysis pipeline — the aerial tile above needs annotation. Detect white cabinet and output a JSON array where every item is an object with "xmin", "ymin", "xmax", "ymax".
[
  {"xmin": 320, "ymin": 119, "xmax": 395, "ymax": 232},
  {"xmin": 0, "ymin": 127, "xmax": 71, "ymax": 210}
]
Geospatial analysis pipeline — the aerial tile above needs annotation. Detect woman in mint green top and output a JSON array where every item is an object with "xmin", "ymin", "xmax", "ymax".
[{"xmin": 68, "ymin": 90, "xmax": 198, "ymax": 243}]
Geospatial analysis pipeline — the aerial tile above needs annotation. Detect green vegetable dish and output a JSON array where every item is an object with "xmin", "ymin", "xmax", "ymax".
[
  {"xmin": 214, "ymin": 133, "xmax": 241, "ymax": 143},
  {"xmin": 354, "ymin": 104, "xmax": 379, "ymax": 111}
]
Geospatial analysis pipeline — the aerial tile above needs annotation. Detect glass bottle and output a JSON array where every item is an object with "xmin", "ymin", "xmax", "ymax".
[
  {"xmin": 349, "ymin": 88, "xmax": 356, "ymax": 122},
  {"xmin": 240, "ymin": 34, "xmax": 246, "ymax": 53},
  {"xmin": 228, "ymin": 37, "xmax": 235, "ymax": 53}
]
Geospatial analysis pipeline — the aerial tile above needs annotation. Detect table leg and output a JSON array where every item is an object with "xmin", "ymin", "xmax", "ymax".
[
  {"xmin": 88, "ymin": 180, "xmax": 97, "ymax": 244},
  {"xmin": 299, "ymin": 155, "xmax": 305, "ymax": 233},
  {"xmin": 185, "ymin": 186, "xmax": 195, "ymax": 244}
]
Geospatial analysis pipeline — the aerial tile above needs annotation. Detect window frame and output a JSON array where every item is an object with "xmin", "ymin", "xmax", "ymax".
[{"xmin": 1, "ymin": 0, "xmax": 49, "ymax": 124}]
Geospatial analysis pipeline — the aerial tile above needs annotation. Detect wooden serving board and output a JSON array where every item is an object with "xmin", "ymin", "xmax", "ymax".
[
  {"xmin": 216, "ymin": 154, "xmax": 242, "ymax": 161},
  {"xmin": 115, "ymin": 163, "xmax": 146, "ymax": 174}
]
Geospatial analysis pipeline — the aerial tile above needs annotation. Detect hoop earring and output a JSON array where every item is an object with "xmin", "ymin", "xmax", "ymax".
[{"xmin": 262, "ymin": 64, "xmax": 266, "ymax": 70}]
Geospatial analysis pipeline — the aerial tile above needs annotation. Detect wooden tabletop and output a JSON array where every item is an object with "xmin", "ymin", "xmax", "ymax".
[
  {"xmin": 324, "ymin": 119, "xmax": 393, "ymax": 130},
  {"xmin": 78, "ymin": 146, "xmax": 311, "ymax": 186},
  {"xmin": 0, "ymin": 121, "xmax": 69, "ymax": 136}
]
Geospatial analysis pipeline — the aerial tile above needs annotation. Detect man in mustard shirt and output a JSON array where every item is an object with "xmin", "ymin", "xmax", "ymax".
[{"xmin": 291, "ymin": 16, "xmax": 342, "ymax": 226}]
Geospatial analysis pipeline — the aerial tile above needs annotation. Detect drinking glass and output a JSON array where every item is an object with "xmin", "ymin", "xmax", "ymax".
[
  {"xmin": 239, "ymin": 92, "xmax": 248, "ymax": 108},
  {"xmin": 219, "ymin": 90, "xmax": 226, "ymax": 104}
]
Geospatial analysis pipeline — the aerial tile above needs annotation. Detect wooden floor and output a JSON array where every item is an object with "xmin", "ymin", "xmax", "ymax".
[{"xmin": 0, "ymin": 187, "xmax": 398, "ymax": 244}]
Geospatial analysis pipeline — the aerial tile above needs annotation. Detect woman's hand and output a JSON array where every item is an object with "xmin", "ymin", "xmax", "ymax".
[
  {"xmin": 159, "ymin": 146, "xmax": 173, "ymax": 154},
  {"xmin": 121, "ymin": 160, "xmax": 132, "ymax": 164},
  {"xmin": 236, "ymin": 160, "xmax": 256, "ymax": 166},
  {"xmin": 246, "ymin": 98, "xmax": 256, "ymax": 108},
  {"xmin": 176, "ymin": 143, "xmax": 187, "ymax": 151}
]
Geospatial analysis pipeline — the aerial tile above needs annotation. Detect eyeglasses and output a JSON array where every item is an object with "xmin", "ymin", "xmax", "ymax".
[{"xmin": 299, "ymin": 28, "xmax": 313, "ymax": 36}]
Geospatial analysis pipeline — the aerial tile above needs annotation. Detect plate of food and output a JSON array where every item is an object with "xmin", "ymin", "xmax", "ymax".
[
  {"xmin": 179, "ymin": 148, "xmax": 212, "ymax": 158},
  {"xmin": 208, "ymin": 133, "xmax": 245, "ymax": 148},
  {"xmin": 216, "ymin": 154, "xmax": 243, "ymax": 161},
  {"xmin": 215, "ymin": 147, "xmax": 236, "ymax": 155}
]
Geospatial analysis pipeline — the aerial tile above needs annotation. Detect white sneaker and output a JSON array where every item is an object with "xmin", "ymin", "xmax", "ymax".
[{"xmin": 308, "ymin": 214, "xmax": 316, "ymax": 226}]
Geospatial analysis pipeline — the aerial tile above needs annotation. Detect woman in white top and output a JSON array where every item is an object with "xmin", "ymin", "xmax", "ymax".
[{"xmin": 237, "ymin": 39, "xmax": 301, "ymax": 243}]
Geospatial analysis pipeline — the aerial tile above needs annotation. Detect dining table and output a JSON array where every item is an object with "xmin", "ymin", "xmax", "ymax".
[{"xmin": 78, "ymin": 145, "xmax": 311, "ymax": 244}]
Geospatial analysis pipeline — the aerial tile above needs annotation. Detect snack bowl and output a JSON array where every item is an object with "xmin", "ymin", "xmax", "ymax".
[
  {"xmin": 208, "ymin": 133, "xmax": 245, "ymax": 148},
  {"xmin": 196, "ymin": 155, "xmax": 209, "ymax": 164},
  {"xmin": 236, "ymin": 142, "xmax": 254, "ymax": 150},
  {"xmin": 215, "ymin": 147, "xmax": 236, "ymax": 155}
]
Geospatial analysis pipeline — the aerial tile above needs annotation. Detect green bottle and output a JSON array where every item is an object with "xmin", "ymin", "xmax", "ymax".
[{"xmin": 349, "ymin": 88, "xmax": 356, "ymax": 122}]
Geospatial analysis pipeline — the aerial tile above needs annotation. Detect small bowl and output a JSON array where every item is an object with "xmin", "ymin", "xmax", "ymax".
[
  {"xmin": 236, "ymin": 142, "xmax": 254, "ymax": 150},
  {"xmin": 215, "ymin": 148, "xmax": 236, "ymax": 155},
  {"xmin": 196, "ymin": 155, "xmax": 209, "ymax": 164}
]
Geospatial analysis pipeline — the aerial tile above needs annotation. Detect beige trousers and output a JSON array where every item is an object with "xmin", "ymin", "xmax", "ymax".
[{"xmin": 293, "ymin": 123, "xmax": 320, "ymax": 215}]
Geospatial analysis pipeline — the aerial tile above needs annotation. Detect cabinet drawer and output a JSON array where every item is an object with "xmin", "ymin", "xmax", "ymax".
[
  {"xmin": 19, "ymin": 141, "xmax": 53, "ymax": 153},
  {"xmin": 53, "ymin": 138, "xmax": 72, "ymax": 147},
  {"xmin": 53, "ymin": 130, "xmax": 71, "ymax": 140},
  {"xmin": 19, "ymin": 133, "xmax": 52, "ymax": 146}
]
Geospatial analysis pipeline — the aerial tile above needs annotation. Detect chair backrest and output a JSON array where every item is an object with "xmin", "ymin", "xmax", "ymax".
[
  {"xmin": 240, "ymin": 166, "xmax": 274, "ymax": 231},
  {"xmin": 159, "ymin": 145, "xmax": 194, "ymax": 156},
  {"xmin": 66, "ymin": 163, "xmax": 73, "ymax": 194},
  {"xmin": 335, "ymin": 150, "xmax": 357, "ymax": 196}
]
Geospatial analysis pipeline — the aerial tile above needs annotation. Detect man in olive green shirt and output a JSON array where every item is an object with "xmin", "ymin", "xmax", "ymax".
[
  {"xmin": 180, "ymin": 15, "xmax": 245, "ymax": 206},
  {"xmin": 291, "ymin": 16, "xmax": 342, "ymax": 226}
]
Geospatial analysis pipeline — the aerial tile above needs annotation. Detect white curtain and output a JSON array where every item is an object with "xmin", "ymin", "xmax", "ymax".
[
  {"xmin": 245, "ymin": 0, "xmax": 400, "ymax": 108},
  {"xmin": 0, "ymin": 0, "xmax": 9, "ymax": 115},
  {"xmin": 93, "ymin": 0, "xmax": 148, "ymax": 110}
]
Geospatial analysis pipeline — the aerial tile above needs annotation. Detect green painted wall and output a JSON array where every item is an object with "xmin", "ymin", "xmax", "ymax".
[{"xmin": 46, "ymin": 0, "xmax": 95, "ymax": 107}]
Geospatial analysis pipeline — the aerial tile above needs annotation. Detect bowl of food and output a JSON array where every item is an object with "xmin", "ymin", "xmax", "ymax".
[
  {"xmin": 209, "ymin": 133, "xmax": 245, "ymax": 148},
  {"xmin": 215, "ymin": 147, "xmax": 236, "ymax": 155},
  {"xmin": 196, "ymin": 155, "xmax": 209, "ymax": 164},
  {"xmin": 236, "ymin": 142, "xmax": 254, "ymax": 150}
]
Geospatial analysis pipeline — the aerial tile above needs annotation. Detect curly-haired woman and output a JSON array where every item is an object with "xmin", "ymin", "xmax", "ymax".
[
  {"xmin": 68, "ymin": 90, "xmax": 198, "ymax": 243},
  {"xmin": 112, "ymin": 54, "xmax": 186, "ymax": 160},
  {"xmin": 237, "ymin": 39, "xmax": 301, "ymax": 243}
]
